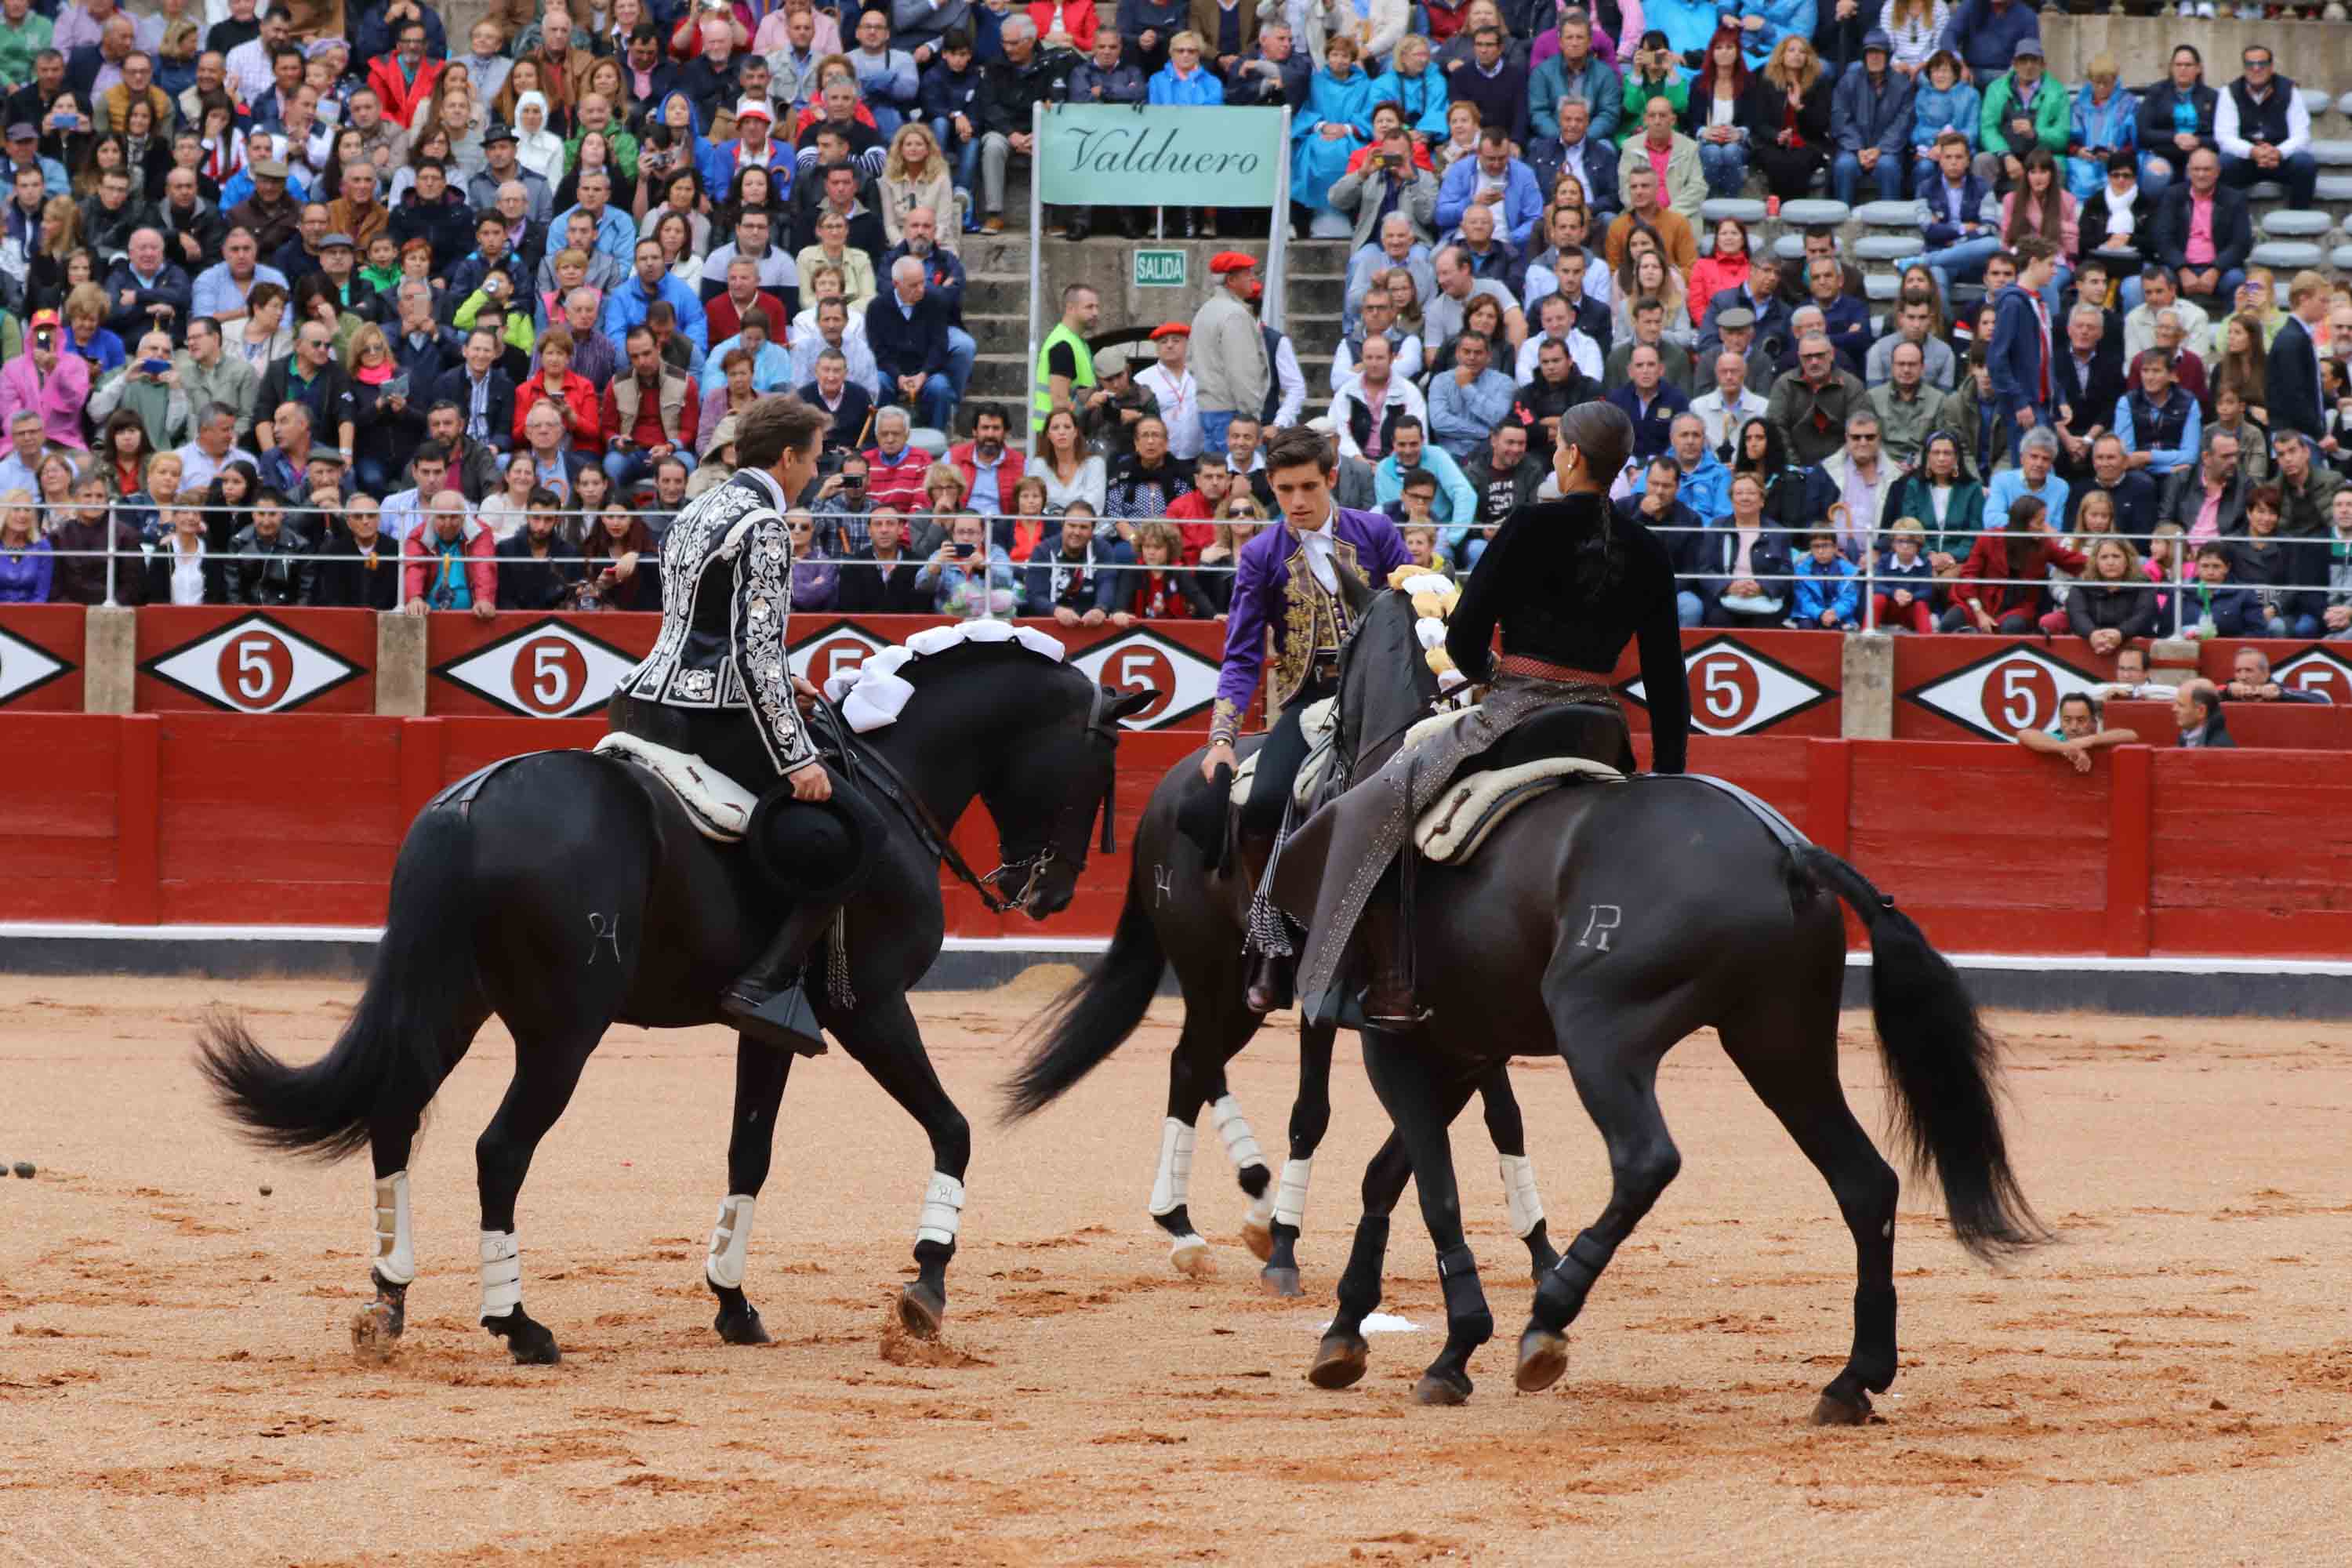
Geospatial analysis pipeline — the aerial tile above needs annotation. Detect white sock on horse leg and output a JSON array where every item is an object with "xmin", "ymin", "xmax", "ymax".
[
  {"xmin": 479, "ymin": 1229, "xmax": 521, "ymax": 1319},
  {"xmin": 372, "ymin": 1171, "xmax": 416, "ymax": 1286},
  {"xmin": 1273, "ymin": 1156, "xmax": 1313, "ymax": 1230},
  {"xmin": 915, "ymin": 1172, "xmax": 964, "ymax": 1247},
  {"xmin": 706, "ymin": 1195, "xmax": 757, "ymax": 1289},
  {"xmin": 1500, "ymin": 1152, "xmax": 1545, "ymax": 1239},
  {"xmin": 1211, "ymin": 1095, "xmax": 1274, "ymax": 1224},
  {"xmin": 1148, "ymin": 1116, "xmax": 1195, "ymax": 1217}
]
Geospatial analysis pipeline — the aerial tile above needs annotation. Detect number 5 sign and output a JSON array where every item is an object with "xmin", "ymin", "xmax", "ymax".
[
  {"xmin": 1902, "ymin": 643, "xmax": 2108, "ymax": 742},
  {"xmin": 1621, "ymin": 635, "xmax": 1835, "ymax": 736}
]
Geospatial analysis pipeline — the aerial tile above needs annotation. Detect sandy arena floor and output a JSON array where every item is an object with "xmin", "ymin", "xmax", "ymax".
[{"xmin": 0, "ymin": 975, "xmax": 2347, "ymax": 1566}]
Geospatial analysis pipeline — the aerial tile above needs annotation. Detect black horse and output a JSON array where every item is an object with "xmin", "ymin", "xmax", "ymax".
[
  {"xmin": 201, "ymin": 640, "xmax": 1149, "ymax": 1364},
  {"xmin": 1008, "ymin": 584, "xmax": 1560, "ymax": 1297},
  {"xmin": 1010, "ymin": 590, "xmax": 2043, "ymax": 1419}
]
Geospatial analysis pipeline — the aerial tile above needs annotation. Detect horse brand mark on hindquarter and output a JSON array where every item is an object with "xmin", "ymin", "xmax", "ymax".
[
  {"xmin": 1577, "ymin": 904, "xmax": 1622, "ymax": 953},
  {"xmin": 586, "ymin": 913, "xmax": 622, "ymax": 964},
  {"xmin": 1152, "ymin": 863, "xmax": 1174, "ymax": 907}
]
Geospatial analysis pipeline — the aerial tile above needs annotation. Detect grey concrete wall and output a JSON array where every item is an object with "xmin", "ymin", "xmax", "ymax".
[
  {"xmin": 1036, "ymin": 238, "xmax": 1275, "ymax": 345},
  {"xmin": 82, "ymin": 607, "xmax": 135, "ymax": 716},
  {"xmin": 374, "ymin": 612, "xmax": 428, "ymax": 717},
  {"xmin": 2042, "ymin": 16, "xmax": 2352, "ymax": 96},
  {"xmin": 1840, "ymin": 633, "xmax": 1894, "ymax": 740}
]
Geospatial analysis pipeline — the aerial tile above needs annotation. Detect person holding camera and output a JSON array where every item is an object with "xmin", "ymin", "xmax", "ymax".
[
  {"xmin": 1330, "ymin": 111, "xmax": 1436, "ymax": 252},
  {"xmin": 0, "ymin": 304, "xmax": 87, "ymax": 448}
]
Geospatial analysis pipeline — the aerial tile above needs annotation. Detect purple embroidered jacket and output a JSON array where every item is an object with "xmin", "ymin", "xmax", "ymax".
[{"xmin": 1210, "ymin": 504, "xmax": 1410, "ymax": 742}]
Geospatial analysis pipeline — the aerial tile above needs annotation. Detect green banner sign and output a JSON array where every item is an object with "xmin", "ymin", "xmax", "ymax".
[
  {"xmin": 1133, "ymin": 249, "xmax": 1188, "ymax": 288},
  {"xmin": 1038, "ymin": 104, "xmax": 1287, "ymax": 209}
]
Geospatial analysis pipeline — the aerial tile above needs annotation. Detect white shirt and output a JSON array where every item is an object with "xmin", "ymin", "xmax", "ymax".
[
  {"xmin": 1134, "ymin": 364, "xmax": 1203, "ymax": 461},
  {"xmin": 1516, "ymin": 328, "xmax": 1602, "ymax": 383},
  {"xmin": 164, "ymin": 536, "xmax": 207, "ymax": 604},
  {"xmin": 172, "ymin": 441, "xmax": 256, "ymax": 496},
  {"xmin": 1292, "ymin": 510, "xmax": 1338, "ymax": 593},
  {"xmin": 1690, "ymin": 387, "xmax": 1769, "ymax": 455},
  {"xmin": 2216, "ymin": 82, "xmax": 2312, "ymax": 160}
]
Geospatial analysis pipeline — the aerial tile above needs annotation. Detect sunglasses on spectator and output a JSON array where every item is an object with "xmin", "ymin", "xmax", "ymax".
[{"xmin": 2244, "ymin": 55, "xmax": 2272, "ymax": 69}]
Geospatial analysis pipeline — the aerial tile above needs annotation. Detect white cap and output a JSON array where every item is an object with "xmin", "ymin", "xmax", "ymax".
[{"xmin": 735, "ymin": 97, "xmax": 772, "ymax": 123}]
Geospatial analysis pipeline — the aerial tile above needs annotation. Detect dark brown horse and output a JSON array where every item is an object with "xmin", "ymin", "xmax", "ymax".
[{"xmin": 1009, "ymin": 590, "xmax": 2045, "ymax": 1419}]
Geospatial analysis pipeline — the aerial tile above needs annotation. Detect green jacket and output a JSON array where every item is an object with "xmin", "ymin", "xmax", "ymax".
[
  {"xmin": 1979, "ymin": 73, "xmax": 2069, "ymax": 161},
  {"xmin": 564, "ymin": 125, "xmax": 641, "ymax": 181},
  {"xmin": 1617, "ymin": 73, "xmax": 1687, "ymax": 147},
  {"xmin": 0, "ymin": 12, "xmax": 52, "ymax": 93}
]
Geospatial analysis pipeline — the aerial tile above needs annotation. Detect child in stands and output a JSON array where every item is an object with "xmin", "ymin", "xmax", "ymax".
[{"xmin": 1874, "ymin": 516, "xmax": 1936, "ymax": 633}]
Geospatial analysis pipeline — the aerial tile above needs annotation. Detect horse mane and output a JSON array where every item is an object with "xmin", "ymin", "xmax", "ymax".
[{"xmin": 1335, "ymin": 587, "xmax": 1443, "ymax": 780}]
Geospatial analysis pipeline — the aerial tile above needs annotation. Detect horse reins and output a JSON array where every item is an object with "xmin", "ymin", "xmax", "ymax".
[{"xmin": 809, "ymin": 674, "xmax": 1123, "ymax": 916}]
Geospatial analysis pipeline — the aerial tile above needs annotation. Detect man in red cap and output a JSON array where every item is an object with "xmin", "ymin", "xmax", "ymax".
[
  {"xmin": 704, "ymin": 96, "xmax": 783, "ymax": 195},
  {"xmin": 1189, "ymin": 251, "xmax": 1270, "ymax": 459},
  {"xmin": 1134, "ymin": 320, "xmax": 1201, "ymax": 460}
]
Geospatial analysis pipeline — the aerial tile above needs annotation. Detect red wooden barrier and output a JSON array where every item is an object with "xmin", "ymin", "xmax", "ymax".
[
  {"xmin": 0, "ymin": 604, "xmax": 85, "ymax": 711},
  {"xmin": 6, "ymin": 713, "xmax": 2347, "ymax": 958},
  {"xmin": 132, "ymin": 605, "xmax": 379, "ymax": 713}
]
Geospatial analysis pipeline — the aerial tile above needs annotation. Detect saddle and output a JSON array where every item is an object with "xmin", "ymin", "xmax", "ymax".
[
  {"xmin": 1414, "ymin": 756, "xmax": 1624, "ymax": 863},
  {"xmin": 1228, "ymin": 695, "xmax": 1341, "ymax": 812},
  {"xmin": 593, "ymin": 732, "xmax": 759, "ymax": 842}
]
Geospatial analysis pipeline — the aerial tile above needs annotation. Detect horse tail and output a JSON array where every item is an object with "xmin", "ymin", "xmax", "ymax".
[
  {"xmin": 198, "ymin": 807, "xmax": 481, "ymax": 1161},
  {"xmin": 1795, "ymin": 845, "xmax": 2048, "ymax": 1263},
  {"xmin": 1001, "ymin": 867, "xmax": 1164, "ymax": 1121}
]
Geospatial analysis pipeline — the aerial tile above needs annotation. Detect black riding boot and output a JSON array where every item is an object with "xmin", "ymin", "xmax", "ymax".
[
  {"xmin": 1237, "ymin": 824, "xmax": 1295, "ymax": 1014},
  {"xmin": 720, "ymin": 902, "xmax": 838, "ymax": 1055}
]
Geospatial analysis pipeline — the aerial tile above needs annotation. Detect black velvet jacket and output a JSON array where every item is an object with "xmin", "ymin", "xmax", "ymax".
[{"xmin": 1445, "ymin": 490, "xmax": 1690, "ymax": 773}]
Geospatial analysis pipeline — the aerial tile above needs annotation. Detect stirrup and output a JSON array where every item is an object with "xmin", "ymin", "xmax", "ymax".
[{"xmin": 722, "ymin": 980, "xmax": 828, "ymax": 1055}]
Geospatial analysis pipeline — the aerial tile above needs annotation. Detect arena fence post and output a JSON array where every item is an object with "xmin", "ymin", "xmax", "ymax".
[{"xmin": 1025, "ymin": 97, "xmax": 1046, "ymax": 459}]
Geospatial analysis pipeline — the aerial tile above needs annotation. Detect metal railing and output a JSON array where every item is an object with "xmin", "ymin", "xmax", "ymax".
[{"xmin": 12, "ymin": 503, "xmax": 2281, "ymax": 641}]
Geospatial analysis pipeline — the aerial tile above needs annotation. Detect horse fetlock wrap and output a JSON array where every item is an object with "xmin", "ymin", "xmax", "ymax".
[
  {"xmin": 1148, "ymin": 1117, "xmax": 1196, "ymax": 1217},
  {"xmin": 372, "ymin": 1171, "xmax": 416, "ymax": 1287},
  {"xmin": 706, "ymin": 1195, "xmax": 757, "ymax": 1290},
  {"xmin": 915, "ymin": 1171, "xmax": 965, "ymax": 1247},
  {"xmin": 478, "ymin": 1230, "xmax": 523, "ymax": 1319},
  {"xmin": 1273, "ymin": 1156, "xmax": 1313, "ymax": 1230},
  {"xmin": 1499, "ymin": 1152, "xmax": 1545, "ymax": 1240}
]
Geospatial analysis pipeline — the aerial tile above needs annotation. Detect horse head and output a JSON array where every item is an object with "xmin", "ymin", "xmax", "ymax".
[
  {"xmin": 981, "ymin": 664, "xmax": 1155, "ymax": 918},
  {"xmin": 1334, "ymin": 584, "xmax": 1444, "ymax": 786}
]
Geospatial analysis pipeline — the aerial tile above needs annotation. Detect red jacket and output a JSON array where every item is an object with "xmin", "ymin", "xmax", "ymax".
[
  {"xmin": 705, "ymin": 289, "xmax": 788, "ymax": 349},
  {"xmin": 1951, "ymin": 532, "xmax": 2085, "ymax": 621},
  {"xmin": 515, "ymin": 370, "xmax": 605, "ymax": 455},
  {"xmin": 402, "ymin": 518, "xmax": 498, "ymax": 608},
  {"xmin": 948, "ymin": 440, "xmax": 1025, "ymax": 514},
  {"xmin": 365, "ymin": 54, "xmax": 445, "ymax": 129},
  {"xmin": 1025, "ymin": 0, "xmax": 1097, "ymax": 52},
  {"xmin": 1159, "ymin": 488, "xmax": 1219, "ymax": 564}
]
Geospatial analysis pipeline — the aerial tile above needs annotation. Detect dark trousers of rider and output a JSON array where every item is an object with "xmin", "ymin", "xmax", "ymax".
[{"xmin": 1238, "ymin": 674, "xmax": 1340, "ymax": 849}]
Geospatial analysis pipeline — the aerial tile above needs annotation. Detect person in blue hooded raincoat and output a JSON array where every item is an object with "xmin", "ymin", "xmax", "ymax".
[
  {"xmin": 1294, "ymin": 34, "xmax": 1377, "ymax": 227},
  {"xmin": 1737, "ymin": 0, "xmax": 1816, "ymax": 72},
  {"xmin": 1368, "ymin": 32, "xmax": 1451, "ymax": 143},
  {"xmin": 1644, "ymin": 0, "xmax": 1730, "ymax": 58}
]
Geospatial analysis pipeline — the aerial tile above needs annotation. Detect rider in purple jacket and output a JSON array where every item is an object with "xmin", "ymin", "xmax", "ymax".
[{"xmin": 1200, "ymin": 425, "xmax": 1410, "ymax": 1012}]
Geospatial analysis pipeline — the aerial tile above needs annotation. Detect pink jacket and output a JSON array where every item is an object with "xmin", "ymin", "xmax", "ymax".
[
  {"xmin": 402, "ymin": 517, "xmax": 499, "ymax": 608},
  {"xmin": 2001, "ymin": 189, "xmax": 2081, "ymax": 262},
  {"xmin": 0, "ymin": 351, "xmax": 91, "ymax": 450}
]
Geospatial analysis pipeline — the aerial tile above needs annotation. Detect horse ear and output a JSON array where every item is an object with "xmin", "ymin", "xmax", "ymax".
[{"xmin": 1101, "ymin": 684, "xmax": 1156, "ymax": 723}]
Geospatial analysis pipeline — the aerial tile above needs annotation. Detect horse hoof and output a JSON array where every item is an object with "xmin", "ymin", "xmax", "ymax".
[
  {"xmin": 350, "ymin": 1301, "xmax": 401, "ymax": 1364},
  {"xmin": 1514, "ymin": 1327, "xmax": 1569, "ymax": 1394},
  {"xmin": 1307, "ymin": 1332, "xmax": 1369, "ymax": 1390},
  {"xmin": 1169, "ymin": 1235, "xmax": 1215, "ymax": 1278},
  {"xmin": 714, "ymin": 1305, "xmax": 771, "ymax": 1346},
  {"xmin": 1810, "ymin": 1389, "xmax": 1872, "ymax": 1427},
  {"xmin": 1259, "ymin": 1265, "xmax": 1303, "ymax": 1298},
  {"xmin": 1240, "ymin": 1218, "xmax": 1275, "ymax": 1262},
  {"xmin": 897, "ymin": 1281, "xmax": 946, "ymax": 1339},
  {"xmin": 1414, "ymin": 1370, "xmax": 1473, "ymax": 1406},
  {"xmin": 486, "ymin": 1308, "xmax": 561, "ymax": 1366}
]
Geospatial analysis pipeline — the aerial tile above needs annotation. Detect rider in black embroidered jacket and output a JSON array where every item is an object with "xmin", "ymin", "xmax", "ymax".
[
  {"xmin": 1357, "ymin": 401, "xmax": 1691, "ymax": 1025},
  {"xmin": 610, "ymin": 394, "xmax": 843, "ymax": 1054}
]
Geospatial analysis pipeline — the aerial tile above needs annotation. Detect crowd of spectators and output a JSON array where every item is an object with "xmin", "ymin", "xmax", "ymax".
[{"xmin": 1, "ymin": 0, "xmax": 2350, "ymax": 648}]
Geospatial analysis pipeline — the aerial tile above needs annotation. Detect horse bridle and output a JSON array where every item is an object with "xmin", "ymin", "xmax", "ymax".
[
  {"xmin": 982, "ymin": 678, "xmax": 1125, "ymax": 909},
  {"xmin": 815, "ymin": 676, "xmax": 1123, "ymax": 917}
]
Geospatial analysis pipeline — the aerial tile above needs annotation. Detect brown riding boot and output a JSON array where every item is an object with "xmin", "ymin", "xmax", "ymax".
[
  {"xmin": 1245, "ymin": 949, "xmax": 1296, "ymax": 1014},
  {"xmin": 1356, "ymin": 893, "xmax": 1424, "ymax": 1029}
]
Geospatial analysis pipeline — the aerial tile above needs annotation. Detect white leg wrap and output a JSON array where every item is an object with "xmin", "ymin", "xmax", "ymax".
[
  {"xmin": 706, "ymin": 1195, "xmax": 757, "ymax": 1290},
  {"xmin": 1147, "ymin": 1117, "xmax": 1195, "ymax": 1217},
  {"xmin": 479, "ymin": 1229, "xmax": 521, "ymax": 1319},
  {"xmin": 914, "ymin": 1171, "xmax": 964, "ymax": 1247},
  {"xmin": 1210, "ymin": 1094, "xmax": 1265, "ymax": 1173},
  {"xmin": 1500, "ymin": 1152, "xmax": 1545, "ymax": 1239},
  {"xmin": 1273, "ymin": 1156, "xmax": 1313, "ymax": 1230},
  {"xmin": 372, "ymin": 1171, "xmax": 416, "ymax": 1286}
]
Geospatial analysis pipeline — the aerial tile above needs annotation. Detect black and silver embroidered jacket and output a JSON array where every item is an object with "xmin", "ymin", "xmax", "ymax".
[{"xmin": 620, "ymin": 466, "xmax": 816, "ymax": 771}]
